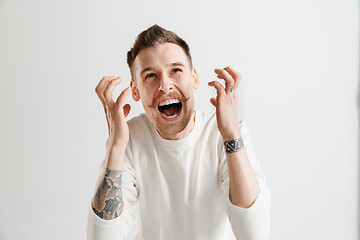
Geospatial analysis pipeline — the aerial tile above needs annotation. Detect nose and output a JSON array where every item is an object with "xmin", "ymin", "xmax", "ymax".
[{"xmin": 158, "ymin": 74, "xmax": 173, "ymax": 93}]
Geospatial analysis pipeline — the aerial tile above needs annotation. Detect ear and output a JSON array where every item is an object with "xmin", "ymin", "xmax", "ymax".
[
  {"xmin": 192, "ymin": 67, "xmax": 200, "ymax": 90},
  {"xmin": 130, "ymin": 80, "xmax": 140, "ymax": 101}
]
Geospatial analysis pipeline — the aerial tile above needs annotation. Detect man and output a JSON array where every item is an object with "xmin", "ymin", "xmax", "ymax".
[{"xmin": 87, "ymin": 25, "xmax": 271, "ymax": 240}]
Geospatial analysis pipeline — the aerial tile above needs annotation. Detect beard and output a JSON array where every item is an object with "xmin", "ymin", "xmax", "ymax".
[
  {"xmin": 146, "ymin": 91, "xmax": 194, "ymax": 139},
  {"xmin": 154, "ymin": 103, "xmax": 194, "ymax": 137}
]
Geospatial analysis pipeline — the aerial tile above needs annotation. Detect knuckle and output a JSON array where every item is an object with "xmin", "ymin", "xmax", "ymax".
[
  {"xmin": 225, "ymin": 66, "xmax": 241, "ymax": 79},
  {"xmin": 95, "ymin": 85, "xmax": 103, "ymax": 94},
  {"xmin": 234, "ymin": 71, "xmax": 241, "ymax": 79},
  {"xmin": 103, "ymin": 88, "xmax": 111, "ymax": 96}
]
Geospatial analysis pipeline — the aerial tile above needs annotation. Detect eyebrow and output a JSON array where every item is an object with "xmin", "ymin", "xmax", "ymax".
[
  {"xmin": 170, "ymin": 62, "xmax": 185, "ymax": 68},
  {"xmin": 140, "ymin": 62, "xmax": 185, "ymax": 76},
  {"xmin": 140, "ymin": 67, "xmax": 153, "ymax": 76}
]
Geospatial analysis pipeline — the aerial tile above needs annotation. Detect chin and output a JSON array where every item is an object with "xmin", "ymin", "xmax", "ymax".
[
  {"xmin": 143, "ymin": 91, "xmax": 195, "ymax": 138},
  {"xmin": 147, "ymin": 103, "xmax": 194, "ymax": 138}
]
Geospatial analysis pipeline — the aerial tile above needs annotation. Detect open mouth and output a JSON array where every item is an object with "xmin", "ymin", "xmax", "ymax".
[{"xmin": 158, "ymin": 99, "xmax": 182, "ymax": 119}]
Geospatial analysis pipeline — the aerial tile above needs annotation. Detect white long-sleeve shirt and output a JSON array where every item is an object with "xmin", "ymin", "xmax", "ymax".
[{"xmin": 87, "ymin": 110, "xmax": 271, "ymax": 240}]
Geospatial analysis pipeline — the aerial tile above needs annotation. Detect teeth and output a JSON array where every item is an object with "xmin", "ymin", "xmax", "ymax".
[
  {"xmin": 161, "ymin": 112, "xmax": 179, "ymax": 119},
  {"xmin": 159, "ymin": 99, "xmax": 180, "ymax": 107}
]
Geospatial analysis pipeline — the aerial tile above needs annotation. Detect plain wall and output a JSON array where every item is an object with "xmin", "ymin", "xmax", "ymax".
[{"xmin": 0, "ymin": 0, "xmax": 358, "ymax": 239}]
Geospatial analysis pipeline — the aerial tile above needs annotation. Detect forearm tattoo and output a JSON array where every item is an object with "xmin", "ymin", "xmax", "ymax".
[
  {"xmin": 224, "ymin": 137, "xmax": 244, "ymax": 154},
  {"xmin": 92, "ymin": 168, "xmax": 124, "ymax": 220}
]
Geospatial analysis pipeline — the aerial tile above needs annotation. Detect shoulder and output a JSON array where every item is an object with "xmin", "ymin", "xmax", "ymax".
[
  {"xmin": 127, "ymin": 113, "xmax": 149, "ymax": 129},
  {"xmin": 127, "ymin": 113, "xmax": 154, "ymax": 142},
  {"xmin": 195, "ymin": 110, "xmax": 217, "ymax": 128}
]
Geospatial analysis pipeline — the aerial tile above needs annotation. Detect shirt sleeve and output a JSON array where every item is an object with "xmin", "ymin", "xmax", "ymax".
[
  {"xmin": 219, "ymin": 120, "xmax": 271, "ymax": 240},
  {"xmin": 86, "ymin": 138, "xmax": 139, "ymax": 240}
]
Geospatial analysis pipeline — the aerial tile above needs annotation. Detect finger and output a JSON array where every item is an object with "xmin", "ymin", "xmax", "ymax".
[
  {"xmin": 123, "ymin": 104, "xmax": 131, "ymax": 117},
  {"xmin": 96, "ymin": 76, "xmax": 118, "ymax": 134},
  {"xmin": 214, "ymin": 68, "xmax": 235, "ymax": 94},
  {"xmin": 116, "ymin": 86, "xmax": 131, "ymax": 108},
  {"xmin": 208, "ymin": 81, "xmax": 225, "ymax": 96},
  {"xmin": 210, "ymin": 98, "xmax": 217, "ymax": 107},
  {"xmin": 106, "ymin": 118, "xmax": 110, "ymax": 135},
  {"xmin": 224, "ymin": 66, "xmax": 242, "ymax": 89},
  {"xmin": 103, "ymin": 77, "xmax": 122, "ymax": 108},
  {"xmin": 95, "ymin": 76, "xmax": 117, "ymax": 106},
  {"xmin": 95, "ymin": 76, "xmax": 117, "ymax": 95}
]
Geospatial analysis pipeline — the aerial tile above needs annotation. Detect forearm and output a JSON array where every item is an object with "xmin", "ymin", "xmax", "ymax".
[
  {"xmin": 91, "ymin": 144, "xmax": 126, "ymax": 220},
  {"xmin": 225, "ymin": 136, "xmax": 260, "ymax": 208}
]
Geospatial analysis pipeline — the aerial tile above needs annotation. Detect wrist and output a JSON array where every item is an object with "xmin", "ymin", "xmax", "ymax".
[
  {"xmin": 221, "ymin": 127, "xmax": 242, "ymax": 142},
  {"xmin": 223, "ymin": 137, "xmax": 244, "ymax": 154},
  {"xmin": 112, "ymin": 139, "xmax": 128, "ymax": 150},
  {"xmin": 107, "ymin": 145, "xmax": 126, "ymax": 170}
]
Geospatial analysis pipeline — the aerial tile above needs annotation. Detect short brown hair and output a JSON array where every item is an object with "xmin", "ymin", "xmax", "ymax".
[{"xmin": 127, "ymin": 24, "xmax": 193, "ymax": 79}]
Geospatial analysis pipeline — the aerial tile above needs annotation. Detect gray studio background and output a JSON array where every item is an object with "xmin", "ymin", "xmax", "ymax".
[{"xmin": 0, "ymin": 0, "xmax": 359, "ymax": 239}]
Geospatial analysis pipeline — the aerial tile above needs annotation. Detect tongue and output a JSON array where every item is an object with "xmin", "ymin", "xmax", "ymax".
[{"xmin": 162, "ymin": 105, "xmax": 178, "ymax": 116}]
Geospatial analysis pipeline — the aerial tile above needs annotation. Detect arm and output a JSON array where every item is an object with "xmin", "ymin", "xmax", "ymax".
[
  {"xmin": 209, "ymin": 67, "xmax": 271, "ymax": 239},
  {"xmin": 86, "ymin": 76, "xmax": 136, "ymax": 240},
  {"xmin": 92, "ymin": 145, "xmax": 126, "ymax": 220},
  {"xmin": 92, "ymin": 76, "xmax": 131, "ymax": 220},
  {"xmin": 224, "ymin": 135, "xmax": 260, "ymax": 208},
  {"xmin": 87, "ymin": 144, "xmax": 138, "ymax": 240},
  {"xmin": 219, "ymin": 121, "xmax": 271, "ymax": 240},
  {"xmin": 219, "ymin": 122, "xmax": 271, "ymax": 240},
  {"xmin": 209, "ymin": 67, "xmax": 260, "ymax": 207}
]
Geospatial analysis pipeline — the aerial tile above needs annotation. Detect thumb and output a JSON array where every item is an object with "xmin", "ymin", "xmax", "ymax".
[{"xmin": 116, "ymin": 87, "xmax": 131, "ymax": 106}]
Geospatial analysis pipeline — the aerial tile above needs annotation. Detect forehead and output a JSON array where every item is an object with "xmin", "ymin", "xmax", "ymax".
[{"xmin": 133, "ymin": 43, "xmax": 190, "ymax": 73}]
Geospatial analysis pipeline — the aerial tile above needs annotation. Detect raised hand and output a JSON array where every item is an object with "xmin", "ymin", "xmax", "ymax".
[
  {"xmin": 95, "ymin": 76, "xmax": 131, "ymax": 146},
  {"xmin": 208, "ymin": 66, "xmax": 242, "ymax": 141}
]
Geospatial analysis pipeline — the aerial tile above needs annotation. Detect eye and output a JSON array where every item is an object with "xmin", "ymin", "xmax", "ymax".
[
  {"xmin": 172, "ymin": 68, "xmax": 182, "ymax": 74},
  {"xmin": 145, "ymin": 73, "xmax": 156, "ymax": 79}
]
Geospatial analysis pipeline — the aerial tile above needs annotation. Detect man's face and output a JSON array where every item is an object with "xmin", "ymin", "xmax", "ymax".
[{"xmin": 130, "ymin": 43, "xmax": 199, "ymax": 140}]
